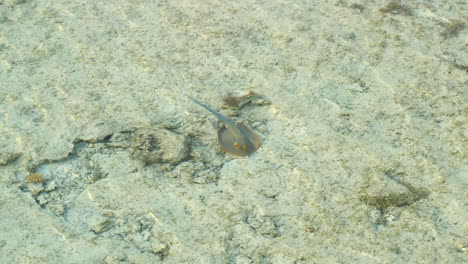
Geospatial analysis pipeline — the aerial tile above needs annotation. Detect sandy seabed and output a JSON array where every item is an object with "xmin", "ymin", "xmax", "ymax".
[{"xmin": 0, "ymin": 0, "xmax": 466, "ymax": 263}]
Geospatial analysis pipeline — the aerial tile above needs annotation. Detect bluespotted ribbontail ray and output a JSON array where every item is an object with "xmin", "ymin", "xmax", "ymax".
[{"xmin": 186, "ymin": 94, "xmax": 260, "ymax": 157}]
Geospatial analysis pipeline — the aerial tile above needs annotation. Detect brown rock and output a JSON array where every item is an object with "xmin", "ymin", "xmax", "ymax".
[{"xmin": 131, "ymin": 128, "xmax": 189, "ymax": 165}]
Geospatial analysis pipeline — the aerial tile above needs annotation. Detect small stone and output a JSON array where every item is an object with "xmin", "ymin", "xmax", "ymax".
[
  {"xmin": 152, "ymin": 239, "xmax": 169, "ymax": 256},
  {"xmin": 48, "ymin": 202, "xmax": 65, "ymax": 216},
  {"xmin": 45, "ymin": 181, "xmax": 57, "ymax": 191},
  {"xmin": 191, "ymin": 169, "xmax": 218, "ymax": 184},
  {"xmin": 0, "ymin": 152, "xmax": 20, "ymax": 166},
  {"xmin": 90, "ymin": 215, "xmax": 114, "ymax": 234},
  {"xmin": 222, "ymin": 90, "xmax": 259, "ymax": 109},
  {"xmin": 251, "ymin": 217, "xmax": 278, "ymax": 237},
  {"xmin": 361, "ymin": 171, "xmax": 428, "ymax": 210},
  {"xmin": 36, "ymin": 193, "xmax": 49, "ymax": 205},
  {"xmin": 106, "ymin": 132, "xmax": 131, "ymax": 148},
  {"xmin": 28, "ymin": 183, "xmax": 45, "ymax": 195},
  {"xmin": 104, "ymin": 252, "xmax": 127, "ymax": 263}
]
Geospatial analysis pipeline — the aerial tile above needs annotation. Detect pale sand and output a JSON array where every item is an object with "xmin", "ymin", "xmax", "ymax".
[{"xmin": 0, "ymin": 0, "xmax": 466, "ymax": 263}]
